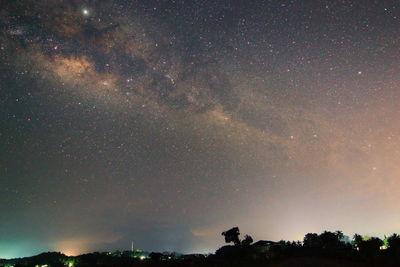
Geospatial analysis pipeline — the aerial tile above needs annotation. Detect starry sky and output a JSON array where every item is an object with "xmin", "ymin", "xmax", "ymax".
[{"xmin": 2, "ymin": 0, "xmax": 400, "ymax": 259}]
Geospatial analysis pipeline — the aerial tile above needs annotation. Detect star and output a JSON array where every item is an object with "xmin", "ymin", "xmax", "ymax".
[{"xmin": 82, "ymin": 8, "xmax": 90, "ymax": 16}]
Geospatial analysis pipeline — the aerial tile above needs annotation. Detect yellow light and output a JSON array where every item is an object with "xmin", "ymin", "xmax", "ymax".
[{"xmin": 82, "ymin": 9, "xmax": 90, "ymax": 16}]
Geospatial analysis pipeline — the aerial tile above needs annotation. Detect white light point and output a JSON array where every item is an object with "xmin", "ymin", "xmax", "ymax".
[{"xmin": 82, "ymin": 8, "xmax": 90, "ymax": 16}]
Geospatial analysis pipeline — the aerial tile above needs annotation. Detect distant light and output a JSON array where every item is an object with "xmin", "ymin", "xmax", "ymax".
[
  {"xmin": 82, "ymin": 8, "xmax": 90, "ymax": 16},
  {"xmin": 139, "ymin": 256, "xmax": 146, "ymax": 260}
]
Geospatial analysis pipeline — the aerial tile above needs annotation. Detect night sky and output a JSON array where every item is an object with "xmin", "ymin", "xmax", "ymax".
[{"xmin": 2, "ymin": 0, "xmax": 400, "ymax": 259}]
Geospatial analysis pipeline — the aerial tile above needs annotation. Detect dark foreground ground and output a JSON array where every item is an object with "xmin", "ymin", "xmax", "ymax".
[{"xmin": 2, "ymin": 255, "xmax": 400, "ymax": 267}]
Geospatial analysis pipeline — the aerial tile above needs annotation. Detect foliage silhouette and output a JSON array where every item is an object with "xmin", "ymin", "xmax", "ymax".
[
  {"xmin": 387, "ymin": 233, "xmax": 400, "ymax": 250},
  {"xmin": 353, "ymin": 234, "xmax": 383, "ymax": 255},
  {"xmin": 241, "ymin": 234, "xmax": 254, "ymax": 247},
  {"xmin": 222, "ymin": 227, "xmax": 241, "ymax": 246},
  {"xmin": 4, "ymin": 229, "xmax": 400, "ymax": 266}
]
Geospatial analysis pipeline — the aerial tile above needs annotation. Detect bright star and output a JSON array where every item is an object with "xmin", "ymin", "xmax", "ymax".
[{"xmin": 82, "ymin": 8, "xmax": 90, "ymax": 16}]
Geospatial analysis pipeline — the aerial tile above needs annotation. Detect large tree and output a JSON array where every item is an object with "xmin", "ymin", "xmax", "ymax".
[{"xmin": 222, "ymin": 227, "xmax": 241, "ymax": 246}]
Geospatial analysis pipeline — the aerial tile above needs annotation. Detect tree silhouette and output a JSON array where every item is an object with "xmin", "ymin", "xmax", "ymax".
[
  {"xmin": 241, "ymin": 235, "xmax": 253, "ymax": 247},
  {"xmin": 303, "ymin": 231, "xmax": 346, "ymax": 250},
  {"xmin": 222, "ymin": 227, "xmax": 241, "ymax": 246},
  {"xmin": 353, "ymin": 233, "xmax": 363, "ymax": 249},
  {"xmin": 353, "ymin": 234, "xmax": 382, "ymax": 254},
  {"xmin": 319, "ymin": 231, "xmax": 345, "ymax": 249},
  {"xmin": 365, "ymin": 237, "xmax": 383, "ymax": 252},
  {"xmin": 387, "ymin": 233, "xmax": 400, "ymax": 253},
  {"xmin": 303, "ymin": 233, "xmax": 320, "ymax": 248}
]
